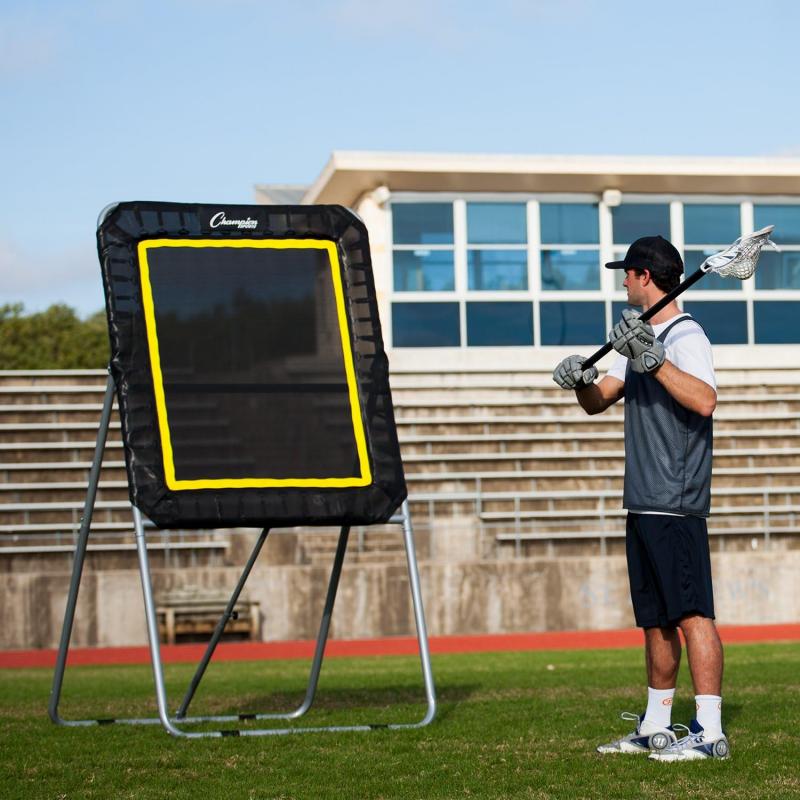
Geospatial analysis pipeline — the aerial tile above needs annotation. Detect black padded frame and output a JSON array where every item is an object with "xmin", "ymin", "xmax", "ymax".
[{"xmin": 97, "ymin": 201, "xmax": 406, "ymax": 528}]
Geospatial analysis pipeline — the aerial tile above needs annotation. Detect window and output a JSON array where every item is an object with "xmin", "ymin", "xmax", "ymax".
[
  {"xmin": 392, "ymin": 302, "xmax": 460, "ymax": 347},
  {"xmin": 684, "ymin": 204, "xmax": 740, "ymax": 245},
  {"xmin": 468, "ymin": 250, "xmax": 527, "ymax": 290},
  {"xmin": 467, "ymin": 203, "xmax": 526, "ymax": 244},
  {"xmin": 754, "ymin": 205, "xmax": 800, "ymax": 244},
  {"xmin": 392, "ymin": 203, "xmax": 455, "ymax": 293},
  {"xmin": 466, "ymin": 302, "xmax": 533, "ymax": 346},
  {"xmin": 754, "ymin": 206, "xmax": 800, "ymax": 291},
  {"xmin": 540, "ymin": 204, "xmax": 600, "ymax": 292},
  {"xmin": 392, "ymin": 203, "xmax": 454, "ymax": 244},
  {"xmin": 389, "ymin": 196, "xmax": 800, "ymax": 348},
  {"xmin": 540, "ymin": 204, "xmax": 598, "ymax": 244},
  {"xmin": 754, "ymin": 301, "xmax": 800, "ymax": 343},
  {"xmin": 755, "ymin": 250, "xmax": 800, "ymax": 290},
  {"xmin": 394, "ymin": 250, "xmax": 455, "ymax": 291},
  {"xmin": 683, "ymin": 205, "xmax": 741, "ymax": 291},
  {"xmin": 541, "ymin": 250, "xmax": 600, "ymax": 290},
  {"xmin": 612, "ymin": 204, "xmax": 671, "ymax": 244},
  {"xmin": 466, "ymin": 203, "xmax": 528, "ymax": 292},
  {"xmin": 682, "ymin": 301, "xmax": 748, "ymax": 345},
  {"xmin": 540, "ymin": 302, "xmax": 605, "ymax": 346}
]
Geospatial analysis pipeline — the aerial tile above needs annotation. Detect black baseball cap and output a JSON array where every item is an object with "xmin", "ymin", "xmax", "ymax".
[{"xmin": 605, "ymin": 235, "xmax": 683, "ymax": 280}]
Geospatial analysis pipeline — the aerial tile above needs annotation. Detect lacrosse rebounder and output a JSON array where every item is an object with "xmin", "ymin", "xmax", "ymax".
[{"xmin": 49, "ymin": 201, "xmax": 436, "ymax": 738}]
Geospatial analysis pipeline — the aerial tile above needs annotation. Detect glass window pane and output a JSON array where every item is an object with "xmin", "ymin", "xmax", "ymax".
[
  {"xmin": 754, "ymin": 301, "xmax": 800, "ymax": 343},
  {"xmin": 754, "ymin": 250, "xmax": 800, "ymax": 289},
  {"xmin": 467, "ymin": 302, "xmax": 533, "ymax": 346},
  {"xmin": 754, "ymin": 205, "xmax": 800, "ymax": 244},
  {"xmin": 612, "ymin": 204, "xmax": 671, "ymax": 243},
  {"xmin": 467, "ymin": 203, "xmax": 527, "ymax": 244},
  {"xmin": 540, "ymin": 301, "xmax": 605, "ymax": 346},
  {"xmin": 684, "ymin": 250, "xmax": 741, "ymax": 291},
  {"xmin": 392, "ymin": 203, "xmax": 454, "ymax": 245},
  {"xmin": 468, "ymin": 250, "xmax": 527, "ymax": 290},
  {"xmin": 541, "ymin": 249, "xmax": 600, "ymax": 290},
  {"xmin": 540, "ymin": 203, "xmax": 599, "ymax": 244},
  {"xmin": 682, "ymin": 301, "xmax": 748, "ymax": 344},
  {"xmin": 684, "ymin": 204, "xmax": 740, "ymax": 245},
  {"xmin": 393, "ymin": 250, "xmax": 454, "ymax": 291},
  {"xmin": 392, "ymin": 303, "xmax": 460, "ymax": 347}
]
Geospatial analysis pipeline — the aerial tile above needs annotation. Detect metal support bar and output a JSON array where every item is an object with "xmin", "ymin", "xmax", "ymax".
[
  {"xmin": 49, "ymin": 373, "xmax": 437, "ymax": 736},
  {"xmin": 176, "ymin": 527, "xmax": 271, "ymax": 719},
  {"xmin": 281, "ymin": 524, "xmax": 351, "ymax": 720},
  {"xmin": 49, "ymin": 372, "xmax": 115, "ymax": 726}
]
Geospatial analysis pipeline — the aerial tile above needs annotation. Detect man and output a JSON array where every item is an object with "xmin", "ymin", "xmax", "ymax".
[{"xmin": 552, "ymin": 235, "xmax": 729, "ymax": 762}]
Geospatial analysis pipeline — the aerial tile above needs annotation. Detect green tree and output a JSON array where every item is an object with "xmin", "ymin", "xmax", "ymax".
[{"xmin": 0, "ymin": 304, "xmax": 110, "ymax": 369}]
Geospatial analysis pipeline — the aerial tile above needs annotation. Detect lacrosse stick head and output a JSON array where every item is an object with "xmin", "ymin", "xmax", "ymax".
[{"xmin": 701, "ymin": 225, "xmax": 779, "ymax": 280}]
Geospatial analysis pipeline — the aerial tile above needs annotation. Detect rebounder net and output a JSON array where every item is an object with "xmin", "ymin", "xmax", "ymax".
[{"xmin": 97, "ymin": 202, "xmax": 406, "ymax": 528}]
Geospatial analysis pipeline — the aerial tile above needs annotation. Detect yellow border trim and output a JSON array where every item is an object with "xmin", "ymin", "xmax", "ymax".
[{"xmin": 138, "ymin": 238, "xmax": 372, "ymax": 490}]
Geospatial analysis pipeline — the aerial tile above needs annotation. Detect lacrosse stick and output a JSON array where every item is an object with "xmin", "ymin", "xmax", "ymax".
[{"xmin": 582, "ymin": 225, "xmax": 778, "ymax": 370}]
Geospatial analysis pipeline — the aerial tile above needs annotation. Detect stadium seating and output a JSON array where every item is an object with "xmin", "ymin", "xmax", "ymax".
[{"xmin": 2, "ymin": 367, "xmax": 800, "ymax": 570}]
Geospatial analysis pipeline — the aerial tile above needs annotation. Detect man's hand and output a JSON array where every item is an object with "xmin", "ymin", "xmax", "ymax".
[
  {"xmin": 609, "ymin": 309, "xmax": 665, "ymax": 374},
  {"xmin": 553, "ymin": 355, "xmax": 598, "ymax": 390}
]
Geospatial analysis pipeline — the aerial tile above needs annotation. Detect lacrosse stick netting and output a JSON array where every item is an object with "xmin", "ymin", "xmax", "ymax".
[{"xmin": 700, "ymin": 225, "xmax": 779, "ymax": 280}]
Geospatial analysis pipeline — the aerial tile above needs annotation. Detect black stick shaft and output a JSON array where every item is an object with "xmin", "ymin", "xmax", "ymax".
[{"xmin": 581, "ymin": 267, "xmax": 707, "ymax": 370}]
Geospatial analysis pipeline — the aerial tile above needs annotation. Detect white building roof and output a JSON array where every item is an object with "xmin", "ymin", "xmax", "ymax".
[{"xmin": 301, "ymin": 151, "xmax": 800, "ymax": 205}]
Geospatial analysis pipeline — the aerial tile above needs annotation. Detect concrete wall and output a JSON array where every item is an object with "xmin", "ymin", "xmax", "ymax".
[{"xmin": 3, "ymin": 549, "xmax": 799, "ymax": 650}]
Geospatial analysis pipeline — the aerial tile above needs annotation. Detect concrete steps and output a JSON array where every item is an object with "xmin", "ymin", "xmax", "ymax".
[{"xmin": 2, "ymin": 368, "xmax": 800, "ymax": 565}]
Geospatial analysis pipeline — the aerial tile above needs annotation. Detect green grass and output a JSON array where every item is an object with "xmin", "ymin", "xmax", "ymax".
[{"xmin": 1, "ymin": 643, "xmax": 799, "ymax": 799}]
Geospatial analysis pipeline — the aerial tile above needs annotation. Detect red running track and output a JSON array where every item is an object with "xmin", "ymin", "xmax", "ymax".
[{"xmin": 1, "ymin": 624, "xmax": 798, "ymax": 669}]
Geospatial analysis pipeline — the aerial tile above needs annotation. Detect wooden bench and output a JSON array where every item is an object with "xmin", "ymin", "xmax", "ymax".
[{"xmin": 155, "ymin": 587, "xmax": 261, "ymax": 645}]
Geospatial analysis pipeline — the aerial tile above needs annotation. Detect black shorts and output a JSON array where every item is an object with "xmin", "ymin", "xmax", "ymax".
[{"xmin": 626, "ymin": 512, "xmax": 715, "ymax": 629}]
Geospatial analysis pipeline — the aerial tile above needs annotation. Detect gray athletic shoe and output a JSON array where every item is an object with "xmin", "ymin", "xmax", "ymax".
[
  {"xmin": 596, "ymin": 712, "xmax": 677, "ymax": 754},
  {"xmin": 649, "ymin": 719, "xmax": 731, "ymax": 761}
]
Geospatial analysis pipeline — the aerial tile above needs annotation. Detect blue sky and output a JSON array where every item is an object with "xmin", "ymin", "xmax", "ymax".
[{"xmin": 2, "ymin": 0, "xmax": 799, "ymax": 315}]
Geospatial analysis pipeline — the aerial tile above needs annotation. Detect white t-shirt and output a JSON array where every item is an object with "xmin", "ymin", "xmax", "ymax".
[
  {"xmin": 606, "ymin": 314, "xmax": 716, "ymax": 390},
  {"xmin": 606, "ymin": 313, "xmax": 716, "ymax": 516}
]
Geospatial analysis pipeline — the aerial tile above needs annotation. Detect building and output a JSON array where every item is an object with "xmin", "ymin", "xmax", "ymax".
[
  {"xmin": 257, "ymin": 152, "xmax": 800, "ymax": 370},
  {"xmin": 3, "ymin": 153, "xmax": 800, "ymax": 651}
]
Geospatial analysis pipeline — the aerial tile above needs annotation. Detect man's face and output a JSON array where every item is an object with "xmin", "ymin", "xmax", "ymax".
[{"xmin": 623, "ymin": 268, "xmax": 648, "ymax": 306}]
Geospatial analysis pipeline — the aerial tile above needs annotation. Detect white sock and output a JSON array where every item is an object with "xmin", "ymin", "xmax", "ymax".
[
  {"xmin": 695, "ymin": 695, "xmax": 723, "ymax": 737},
  {"xmin": 644, "ymin": 687, "xmax": 675, "ymax": 728}
]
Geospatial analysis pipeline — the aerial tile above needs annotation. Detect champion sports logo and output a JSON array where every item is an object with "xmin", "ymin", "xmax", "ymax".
[{"xmin": 209, "ymin": 211, "xmax": 258, "ymax": 230}]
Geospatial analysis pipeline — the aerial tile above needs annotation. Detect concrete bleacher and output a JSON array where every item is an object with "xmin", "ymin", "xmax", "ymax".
[{"xmin": 2, "ymin": 366, "xmax": 800, "ymax": 569}]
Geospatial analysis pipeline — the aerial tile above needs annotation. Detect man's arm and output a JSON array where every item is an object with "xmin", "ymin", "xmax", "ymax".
[
  {"xmin": 653, "ymin": 360, "xmax": 716, "ymax": 417},
  {"xmin": 575, "ymin": 375, "xmax": 625, "ymax": 415}
]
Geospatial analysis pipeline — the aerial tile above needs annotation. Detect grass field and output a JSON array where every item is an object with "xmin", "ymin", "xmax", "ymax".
[{"xmin": 1, "ymin": 642, "xmax": 799, "ymax": 800}]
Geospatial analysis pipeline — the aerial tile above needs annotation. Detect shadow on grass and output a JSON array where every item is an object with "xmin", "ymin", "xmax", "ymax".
[{"xmin": 187, "ymin": 681, "xmax": 478, "ymax": 718}]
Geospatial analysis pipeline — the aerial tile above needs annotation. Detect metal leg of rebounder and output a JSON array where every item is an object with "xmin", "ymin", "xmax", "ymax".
[
  {"xmin": 392, "ymin": 499, "xmax": 437, "ymax": 728},
  {"xmin": 177, "ymin": 523, "xmax": 352, "ymax": 724},
  {"xmin": 176, "ymin": 527, "xmax": 271, "ymax": 719},
  {"xmin": 136, "ymin": 500, "xmax": 436, "ymax": 737},
  {"xmin": 50, "ymin": 401, "xmax": 436, "ymax": 737},
  {"xmin": 49, "ymin": 372, "xmax": 115, "ymax": 727}
]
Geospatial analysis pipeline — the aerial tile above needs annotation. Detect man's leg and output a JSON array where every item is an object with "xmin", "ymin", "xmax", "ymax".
[
  {"xmin": 678, "ymin": 614, "xmax": 723, "ymax": 696},
  {"xmin": 649, "ymin": 614, "xmax": 729, "ymax": 759},
  {"xmin": 645, "ymin": 626, "xmax": 681, "ymax": 689},
  {"xmin": 641, "ymin": 626, "xmax": 680, "ymax": 730}
]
